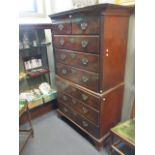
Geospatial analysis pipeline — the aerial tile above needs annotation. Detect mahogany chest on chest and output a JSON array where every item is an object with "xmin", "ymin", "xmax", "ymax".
[{"xmin": 49, "ymin": 4, "xmax": 131, "ymax": 150}]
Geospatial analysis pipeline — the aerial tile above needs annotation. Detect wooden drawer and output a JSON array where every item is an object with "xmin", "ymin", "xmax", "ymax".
[
  {"xmin": 58, "ymin": 102, "xmax": 100, "ymax": 138},
  {"xmin": 53, "ymin": 35, "xmax": 99, "ymax": 54},
  {"xmin": 58, "ymin": 92, "xmax": 99, "ymax": 125},
  {"xmin": 56, "ymin": 76, "xmax": 100, "ymax": 110},
  {"xmin": 56, "ymin": 63, "xmax": 99, "ymax": 92},
  {"xmin": 52, "ymin": 20, "xmax": 71, "ymax": 34},
  {"xmin": 72, "ymin": 16, "xmax": 100, "ymax": 34},
  {"xmin": 55, "ymin": 49, "xmax": 99, "ymax": 73}
]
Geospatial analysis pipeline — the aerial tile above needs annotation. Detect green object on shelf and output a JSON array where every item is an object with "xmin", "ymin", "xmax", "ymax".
[
  {"xmin": 19, "ymin": 88, "xmax": 57, "ymax": 110},
  {"xmin": 42, "ymin": 89, "xmax": 57, "ymax": 103},
  {"xmin": 19, "ymin": 99, "xmax": 26, "ymax": 109},
  {"xmin": 111, "ymin": 119, "xmax": 135, "ymax": 145}
]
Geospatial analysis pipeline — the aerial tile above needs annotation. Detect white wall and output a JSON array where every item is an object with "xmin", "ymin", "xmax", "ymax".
[
  {"xmin": 99, "ymin": 0, "xmax": 115, "ymax": 4},
  {"xmin": 121, "ymin": 13, "xmax": 135, "ymax": 121},
  {"xmin": 19, "ymin": 0, "xmax": 74, "ymax": 24},
  {"xmin": 19, "ymin": 0, "xmax": 53, "ymax": 24},
  {"xmin": 50, "ymin": 0, "xmax": 73, "ymax": 13}
]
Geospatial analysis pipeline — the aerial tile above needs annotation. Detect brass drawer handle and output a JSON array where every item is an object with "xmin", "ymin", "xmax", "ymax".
[
  {"xmin": 62, "ymin": 95, "xmax": 68, "ymax": 101},
  {"xmin": 70, "ymin": 38, "xmax": 75, "ymax": 43},
  {"xmin": 60, "ymin": 53, "xmax": 66, "ymax": 60},
  {"xmin": 70, "ymin": 53, "xmax": 76, "ymax": 59},
  {"xmin": 81, "ymin": 94, "xmax": 88, "ymax": 101},
  {"xmin": 62, "ymin": 68, "xmax": 67, "ymax": 75},
  {"xmin": 81, "ymin": 40, "xmax": 88, "ymax": 48},
  {"xmin": 82, "ymin": 121, "xmax": 88, "ymax": 127},
  {"xmin": 71, "ymin": 87, "xmax": 77, "ymax": 92},
  {"xmin": 72, "ymin": 99, "xmax": 76, "ymax": 104},
  {"xmin": 58, "ymin": 24, "xmax": 64, "ymax": 31},
  {"xmin": 59, "ymin": 38, "xmax": 64, "ymax": 46},
  {"xmin": 63, "ymin": 107, "xmax": 68, "ymax": 112},
  {"xmin": 82, "ymin": 76, "xmax": 89, "ymax": 83},
  {"xmin": 80, "ymin": 22, "xmax": 88, "ymax": 31},
  {"xmin": 82, "ymin": 107, "xmax": 88, "ymax": 114},
  {"xmin": 73, "ymin": 111, "xmax": 77, "ymax": 116},
  {"xmin": 60, "ymin": 83, "xmax": 68, "ymax": 91},
  {"xmin": 81, "ymin": 58, "xmax": 88, "ymax": 66},
  {"xmin": 71, "ymin": 68, "xmax": 76, "ymax": 74}
]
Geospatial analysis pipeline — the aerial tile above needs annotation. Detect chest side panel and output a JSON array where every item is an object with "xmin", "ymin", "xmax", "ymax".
[
  {"xmin": 99, "ymin": 83, "xmax": 124, "ymax": 137},
  {"xmin": 100, "ymin": 13, "xmax": 129, "ymax": 91}
]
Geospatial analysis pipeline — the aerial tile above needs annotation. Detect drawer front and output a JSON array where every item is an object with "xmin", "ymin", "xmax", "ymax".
[
  {"xmin": 53, "ymin": 35, "xmax": 99, "ymax": 54},
  {"xmin": 52, "ymin": 20, "xmax": 71, "ymax": 34},
  {"xmin": 58, "ymin": 102, "xmax": 99, "ymax": 138},
  {"xmin": 58, "ymin": 92, "xmax": 99, "ymax": 125},
  {"xmin": 55, "ymin": 49, "xmax": 99, "ymax": 73},
  {"xmin": 72, "ymin": 16, "xmax": 100, "ymax": 34},
  {"xmin": 56, "ymin": 76, "xmax": 100, "ymax": 110},
  {"xmin": 56, "ymin": 63, "xmax": 99, "ymax": 92}
]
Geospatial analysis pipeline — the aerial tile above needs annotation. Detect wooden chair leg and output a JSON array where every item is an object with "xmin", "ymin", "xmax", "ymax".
[
  {"xmin": 94, "ymin": 140, "xmax": 103, "ymax": 151},
  {"xmin": 26, "ymin": 107, "xmax": 34, "ymax": 137},
  {"xmin": 109, "ymin": 134, "xmax": 114, "ymax": 155},
  {"xmin": 57, "ymin": 111, "xmax": 62, "ymax": 118}
]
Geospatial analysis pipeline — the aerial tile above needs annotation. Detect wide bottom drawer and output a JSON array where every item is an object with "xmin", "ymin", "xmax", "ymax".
[
  {"xmin": 58, "ymin": 92, "xmax": 99, "ymax": 126},
  {"xmin": 58, "ymin": 102, "xmax": 100, "ymax": 138}
]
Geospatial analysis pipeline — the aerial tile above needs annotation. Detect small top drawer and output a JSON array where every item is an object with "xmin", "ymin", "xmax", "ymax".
[
  {"xmin": 72, "ymin": 16, "xmax": 100, "ymax": 34},
  {"xmin": 52, "ymin": 20, "xmax": 71, "ymax": 34}
]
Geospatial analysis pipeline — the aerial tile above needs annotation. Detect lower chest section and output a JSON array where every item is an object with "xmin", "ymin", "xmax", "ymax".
[{"xmin": 56, "ymin": 76, "xmax": 124, "ymax": 139}]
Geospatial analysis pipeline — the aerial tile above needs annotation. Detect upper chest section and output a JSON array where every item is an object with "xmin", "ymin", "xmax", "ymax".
[{"xmin": 52, "ymin": 15, "xmax": 100, "ymax": 35}]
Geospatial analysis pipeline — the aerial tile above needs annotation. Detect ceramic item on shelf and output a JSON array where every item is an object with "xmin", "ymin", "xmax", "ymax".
[
  {"xmin": 39, "ymin": 82, "xmax": 52, "ymax": 95},
  {"xmin": 33, "ymin": 40, "xmax": 37, "ymax": 47},
  {"xmin": 23, "ymin": 32, "xmax": 30, "ymax": 49},
  {"xmin": 19, "ymin": 42, "xmax": 23, "ymax": 49}
]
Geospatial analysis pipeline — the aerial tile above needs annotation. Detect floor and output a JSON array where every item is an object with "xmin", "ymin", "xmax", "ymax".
[{"xmin": 20, "ymin": 110, "xmax": 109, "ymax": 155}]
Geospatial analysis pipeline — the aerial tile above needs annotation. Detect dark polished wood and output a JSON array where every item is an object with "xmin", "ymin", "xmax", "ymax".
[
  {"xmin": 55, "ymin": 49, "xmax": 99, "ymax": 73},
  {"xmin": 100, "ymin": 84, "xmax": 124, "ymax": 136},
  {"xmin": 56, "ymin": 76, "xmax": 100, "ymax": 110},
  {"xmin": 50, "ymin": 4, "xmax": 132, "ymax": 150},
  {"xmin": 72, "ymin": 16, "xmax": 100, "ymax": 34},
  {"xmin": 52, "ymin": 19, "xmax": 71, "ymax": 34},
  {"xmin": 56, "ymin": 63, "xmax": 99, "ymax": 92},
  {"xmin": 53, "ymin": 35, "xmax": 99, "ymax": 54},
  {"xmin": 58, "ymin": 103, "xmax": 100, "ymax": 138},
  {"xmin": 49, "ymin": 4, "xmax": 133, "ymax": 19},
  {"xmin": 58, "ymin": 92, "xmax": 99, "ymax": 125},
  {"xmin": 100, "ymin": 15, "xmax": 129, "ymax": 92}
]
